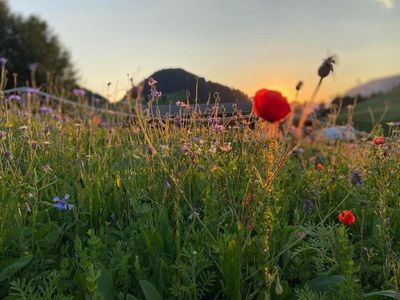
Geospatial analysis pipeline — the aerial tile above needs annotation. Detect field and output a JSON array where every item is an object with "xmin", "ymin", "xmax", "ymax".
[
  {"xmin": 1, "ymin": 94, "xmax": 400, "ymax": 300},
  {"xmin": 336, "ymin": 88, "xmax": 400, "ymax": 133}
]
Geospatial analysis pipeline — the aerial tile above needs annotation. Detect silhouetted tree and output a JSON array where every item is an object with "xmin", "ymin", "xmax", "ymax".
[{"xmin": 0, "ymin": 0, "xmax": 76, "ymax": 89}]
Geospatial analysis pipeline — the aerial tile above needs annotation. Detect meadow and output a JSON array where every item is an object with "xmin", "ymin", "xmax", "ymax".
[{"xmin": 1, "ymin": 84, "xmax": 400, "ymax": 300}]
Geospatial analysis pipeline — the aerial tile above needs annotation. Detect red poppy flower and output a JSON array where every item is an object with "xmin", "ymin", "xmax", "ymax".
[
  {"xmin": 338, "ymin": 210, "xmax": 356, "ymax": 226},
  {"xmin": 374, "ymin": 136, "xmax": 384, "ymax": 145},
  {"xmin": 253, "ymin": 89, "xmax": 291, "ymax": 123},
  {"xmin": 315, "ymin": 163, "xmax": 324, "ymax": 171}
]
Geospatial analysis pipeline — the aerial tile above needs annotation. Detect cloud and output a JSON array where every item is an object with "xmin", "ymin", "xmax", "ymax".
[{"xmin": 376, "ymin": 0, "xmax": 395, "ymax": 9}]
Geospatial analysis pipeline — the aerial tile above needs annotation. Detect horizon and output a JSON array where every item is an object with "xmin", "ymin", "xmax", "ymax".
[{"xmin": 8, "ymin": 0, "xmax": 400, "ymax": 103}]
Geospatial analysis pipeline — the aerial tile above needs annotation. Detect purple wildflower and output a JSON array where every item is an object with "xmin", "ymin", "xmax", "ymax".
[
  {"xmin": 303, "ymin": 199, "xmax": 313, "ymax": 213},
  {"xmin": 39, "ymin": 106, "xmax": 53, "ymax": 114},
  {"xmin": 0, "ymin": 57, "xmax": 7, "ymax": 66},
  {"xmin": 181, "ymin": 143, "xmax": 190, "ymax": 155},
  {"xmin": 3, "ymin": 150, "xmax": 13, "ymax": 160},
  {"xmin": 174, "ymin": 114, "xmax": 182, "ymax": 128},
  {"xmin": 148, "ymin": 77, "xmax": 158, "ymax": 87},
  {"xmin": 6, "ymin": 95, "xmax": 21, "ymax": 102},
  {"xmin": 212, "ymin": 124, "xmax": 225, "ymax": 133},
  {"xmin": 151, "ymin": 90, "xmax": 162, "ymax": 98},
  {"xmin": 53, "ymin": 194, "xmax": 74, "ymax": 210},
  {"xmin": 350, "ymin": 170, "xmax": 363, "ymax": 186},
  {"xmin": 176, "ymin": 101, "xmax": 189, "ymax": 109},
  {"xmin": 73, "ymin": 88, "xmax": 86, "ymax": 97},
  {"xmin": 26, "ymin": 88, "xmax": 39, "ymax": 95},
  {"xmin": 28, "ymin": 62, "xmax": 39, "ymax": 71}
]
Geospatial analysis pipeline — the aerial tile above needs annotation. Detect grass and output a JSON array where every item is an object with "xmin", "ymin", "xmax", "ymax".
[{"xmin": 336, "ymin": 88, "xmax": 400, "ymax": 132}]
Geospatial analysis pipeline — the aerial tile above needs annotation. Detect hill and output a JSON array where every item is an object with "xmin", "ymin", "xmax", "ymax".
[
  {"xmin": 336, "ymin": 87, "xmax": 400, "ymax": 132},
  {"xmin": 345, "ymin": 74, "xmax": 400, "ymax": 98},
  {"xmin": 125, "ymin": 68, "xmax": 250, "ymax": 104}
]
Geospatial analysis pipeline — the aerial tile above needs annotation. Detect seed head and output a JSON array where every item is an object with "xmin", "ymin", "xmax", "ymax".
[{"xmin": 318, "ymin": 56, "xmax": 336, "ymax": 79}]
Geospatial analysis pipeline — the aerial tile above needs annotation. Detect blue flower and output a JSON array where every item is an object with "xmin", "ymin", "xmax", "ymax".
[{"xmin": 53, "ymin": 194, "xmax": 74, "ymax": 210}]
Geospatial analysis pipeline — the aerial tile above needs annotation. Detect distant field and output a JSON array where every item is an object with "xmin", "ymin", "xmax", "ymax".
[{"xmin": 336, "ymin": 88, "xmax": 400, "ymax": 132}]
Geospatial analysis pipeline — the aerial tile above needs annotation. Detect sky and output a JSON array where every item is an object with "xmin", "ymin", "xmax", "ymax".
[{"xmin": 8, "ymin": 0, "xmax": 400, "ymax": 102}]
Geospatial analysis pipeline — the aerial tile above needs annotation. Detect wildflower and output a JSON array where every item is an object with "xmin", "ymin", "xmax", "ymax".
[
  {"xmin": 294, "ymin": 147, "xmax": 304, "ymax": 155},
  {"xmin": 303, "ymin": 199, "xmax": 313, "ymax": 212},
  {"xmin": 253, "ymin": 89, "xmax": 291, "ymax": 123},
  {"xmin": 26, "ymin": 87, "xmax": 39, "ymax": 95},
  {"xmin": 193, "ymin": 137, "xmax": 205, "ymax": 145},
  {"xmin": 39, "ymin": 106, "xmax": 53, "ymax": 114},
  {"xmin": 73, "ymin": 88, "xmax": 86, "ymax": 97},
  {"xmin": 318, "ymin": 56, "xmax": 336, "ymax": 79},
  {"xmin": 148, "ymin": 77, "xmax": 162, "ymax": 99},
  {"xmin": 148, "ymin": 77, "xmax": 158, "ymax": 86},
  {"xmin": 176, "ymin": 101, "xmax": 189, "ymax": 109},
  {"xmin": 24, "ymin": 202, "xmax": 32, "ymax": 213},
  {"xmin": 219, "ymin": 142, "xmax": 232, "ymax": 153},
  {"xmin": 3, "ymin": 150, "xmax": 13, "ymax": 160},
  {"xmin": 164, "ymin": 180, "xmax": 171, "ymax": 189},
  {"xmin": 6, "ymin": 95, "xmax": 21, "ymax": 102},
  {"xmin": 42, "ymin": 164, "xmax": 52, "ymax": 173},
  {"xmin": 0, "ymin": 57, "xmax": 7, "ymax": 66},
  {"xmin": 28, "ymin": 62, "xmax": 39, "ymax": 71},
  {"xmin": 0, "ymin": 130, "xmax": 6, "ymax": 139},
  {"xmin": 374, "ymin": 136, "xmax": 384, "ymax": 145},
  {"xmin": 212, "ymin": 124, "xmax": 225, "ymax": 133},
  {"xmin": 181, "ymin": 143, "xmax": 190, "ymax": 155},
  {"xmin": 338, "ymin": 210, "xmax": 356, "ymax": 226},
  {"xmin": 350, "ymin": 170, "xmax": 363, "ymax": 186},
  {"xmin": 174, "ymin": 114, "xmax": 182, "ymax": 128},
  {"xmin": 208, "ymin": 144, "xmax": 217, "ymax": 155},
  {"xmin": 151, "ymin": 90, "xmax": 162, "ymax": 98},
  {"xmin": 53, "ymin": 194, "xmax": 74, "ymax": 210},
  {"xmin": 315, "ymin": 163, "xmax": 324, "ymax": 171},
  {"xmin": 92, "ymin": 115, "xmax": 102, "ymax": 126},
  {"xmin": 146, "ymin": 145, "xmax": 155, "ymax": 156},
  {"xmin": 188, "ymin": 208, "xmax": 200, "ymax": 220}
]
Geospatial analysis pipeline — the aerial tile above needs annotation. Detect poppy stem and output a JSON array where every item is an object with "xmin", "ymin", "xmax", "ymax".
[
  {"xmin": 264, "ymin": 122, "xmax": 278, "ymax": 295},
  {"xmin": 296, "ymin": 77, "xmax": 324, "ymax": 137}
]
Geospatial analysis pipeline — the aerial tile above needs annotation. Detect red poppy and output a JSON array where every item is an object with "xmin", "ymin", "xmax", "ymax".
[
  {"xmin": 338, "ymin": 210, "xmax": 356, "ymax": 226},
  {"xmin": 315, "ymin": 163, "xmax": 324, "ymax": 171},
  {"xmin": 253, "ymin": 89, "xmax": 291, "ymax": 123},
  {"xmin": 374, "ymin": 136, "xmax": 384, "ymax": 145},
  {"xmin": 92, "ymin": 115, "xmax": 102, "ymax": 126}
]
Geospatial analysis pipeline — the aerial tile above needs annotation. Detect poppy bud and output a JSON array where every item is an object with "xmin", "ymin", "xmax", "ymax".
[
  {"xmin": 295, "ymin": 81, "xmax": 304, "ymax": 91},
  {"xmin": 318, "ymin": 56, "xmax": 335, "ymax": 79}
]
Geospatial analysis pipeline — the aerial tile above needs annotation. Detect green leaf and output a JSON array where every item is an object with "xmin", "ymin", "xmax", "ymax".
[
  {"xmin": 97, "ymin": 266, "xmax": 115, "ymax": 300},
  {"xmin": 140, "ymin": 280, "xmax": 162, "ymax": 300},
  {"xmin": 363, "ymin": 290, "xmax": 400, "ymax": 299},
  {"xmin": 308, "ymin": 275, "xmax": 345, "ymax": 292},
  {"xmin": 0, "ymin": 255, "xmax": 33, "ymax": 281}
]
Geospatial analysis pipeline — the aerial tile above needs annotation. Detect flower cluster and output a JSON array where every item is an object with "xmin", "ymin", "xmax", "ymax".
[{"xmin": 148, "ymin": 77, "xmax": 162, "ymax": 99}]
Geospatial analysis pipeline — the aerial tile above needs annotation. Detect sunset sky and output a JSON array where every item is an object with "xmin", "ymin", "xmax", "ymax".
[{"xmin": 9, "ymin": 0, "xmax": 400, "ymax": 102}]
